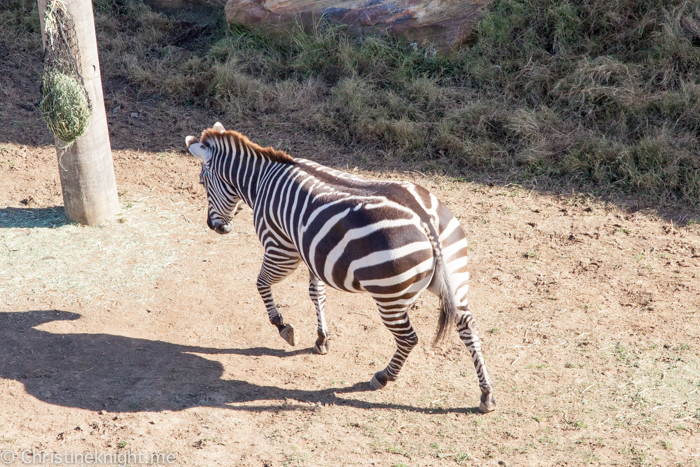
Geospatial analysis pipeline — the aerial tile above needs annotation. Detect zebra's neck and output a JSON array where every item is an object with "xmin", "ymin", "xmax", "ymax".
[{"xmin": 205, "ymin": 130, "xmax": 296, "ymax": 208}]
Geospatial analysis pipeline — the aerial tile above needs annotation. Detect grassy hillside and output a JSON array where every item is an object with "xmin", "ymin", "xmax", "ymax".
[{"xmin": 3, "ymin": 0, "xmax": 700, "ymax": 204}]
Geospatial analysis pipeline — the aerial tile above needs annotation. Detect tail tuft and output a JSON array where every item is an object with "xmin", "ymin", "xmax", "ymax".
[{"xmin": 422, "ymin": 221, "xmax": 457, "ymax": 346}]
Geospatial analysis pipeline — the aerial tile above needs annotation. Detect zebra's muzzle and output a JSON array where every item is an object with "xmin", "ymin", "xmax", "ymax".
[
  {"xmin": 214, "ymin": 223, "xmax": 233, "ymax": 234},
  {"xmin": 207, "ymin": 214, "xmax": 233, "ymax": 234}
]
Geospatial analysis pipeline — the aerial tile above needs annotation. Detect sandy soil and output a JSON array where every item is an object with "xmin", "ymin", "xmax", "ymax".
[{"xmin": 1, "ymin": 42, "xmax": 700, "ymax": 467}]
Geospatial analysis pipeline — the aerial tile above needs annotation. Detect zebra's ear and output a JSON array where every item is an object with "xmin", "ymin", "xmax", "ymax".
[
  {"xmin": 186, "ymin": 136, "xmax": 212, "ymax": 163},
  {"xmin": 213, "ymin": 121, "xmax": 226, "ymax": 132}
]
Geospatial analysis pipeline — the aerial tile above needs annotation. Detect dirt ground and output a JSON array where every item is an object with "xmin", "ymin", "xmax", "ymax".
[{"xmin": 2, "ymin": 42, "xmax": 700, "ymax": 467}]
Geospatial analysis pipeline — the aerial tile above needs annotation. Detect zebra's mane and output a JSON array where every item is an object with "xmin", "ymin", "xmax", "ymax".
[{"xmin": 200, "ymin": 129, "xmax": 295, "ymax": 165}]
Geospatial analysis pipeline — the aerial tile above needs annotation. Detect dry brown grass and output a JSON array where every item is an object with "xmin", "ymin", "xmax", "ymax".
[{"xmin": 5, "ymin": 0, "xmax": 699, "ymax": 204}]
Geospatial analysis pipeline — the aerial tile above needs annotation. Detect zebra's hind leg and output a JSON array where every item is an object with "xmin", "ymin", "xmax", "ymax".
[
  {"xmin": 309, "ymin": 272, "xmax": 330, "ymax": 355},
  {"xmin": 256, "ymin": 251, "xmax": 301, "ymax": 346},
  {"xmin": 455, "ymin": 305, "xmax": 497, "ymax": 413},
  {"xmin": 369, "ymin": 303, "xmax": 418, "ymax": 390}
]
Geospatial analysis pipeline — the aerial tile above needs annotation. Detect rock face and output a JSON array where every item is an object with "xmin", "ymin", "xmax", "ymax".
[{"xmin": 224, "ymin": 0, "xmax": 486, "ymax": 54}]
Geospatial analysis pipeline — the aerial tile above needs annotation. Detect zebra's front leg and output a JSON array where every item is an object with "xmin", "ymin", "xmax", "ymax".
[
  {"xmin": 256, "ymin": 252, "xmax": 301, "ymax": 346},
  {"xmin": 369, "ymin": 303, "xmax": 418, "ymax": 390},
  {"xmin": 309, "ymin": 272, "xmax": 330, "ymax": 355},
  {"xmin": 456, "ymin": 305, "xmax": 497, "ymax": 413}
]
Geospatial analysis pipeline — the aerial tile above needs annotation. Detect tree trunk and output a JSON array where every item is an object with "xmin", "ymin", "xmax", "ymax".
[{"xmin": 38, "ymin": 0, "xmax": 119, "ymax": 226}]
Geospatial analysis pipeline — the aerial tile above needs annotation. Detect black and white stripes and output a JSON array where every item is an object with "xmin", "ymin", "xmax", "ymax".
[{"xmin": 186, "ymin": 123, "xmax": 496, "ymax": 413}]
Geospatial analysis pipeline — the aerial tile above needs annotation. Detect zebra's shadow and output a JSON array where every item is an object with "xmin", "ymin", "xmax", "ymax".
[{"xmin": 0, "ymin": 310, "xmax": 478, "ymax": 414}]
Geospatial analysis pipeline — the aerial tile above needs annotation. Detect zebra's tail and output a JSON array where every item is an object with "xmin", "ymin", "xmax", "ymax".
[{"xmin": 422, "ymin": 220, "xmax": 457, "ymax": 346}]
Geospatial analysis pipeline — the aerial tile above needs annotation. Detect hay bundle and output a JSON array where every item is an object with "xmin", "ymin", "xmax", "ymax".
[
  {"xmin": 40, "ymin": 0, "xmax": 91, "ymax": 144},
  {"xmin": 40, "ymin": 71, "xmax": 91, "ymax": 143}
]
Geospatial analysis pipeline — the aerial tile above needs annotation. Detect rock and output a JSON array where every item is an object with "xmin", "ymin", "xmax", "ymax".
[{"xmin": 225, "ymin": 0, "xmax": 486, "ymax": 55}]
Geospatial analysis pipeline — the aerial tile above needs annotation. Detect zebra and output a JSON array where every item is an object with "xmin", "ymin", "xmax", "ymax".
[{"xmin": 186, "ymin": 122, "xmax": 497, "ymax": 413}]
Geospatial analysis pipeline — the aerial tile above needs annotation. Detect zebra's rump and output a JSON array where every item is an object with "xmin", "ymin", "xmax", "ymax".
[{"xmin": 300, "ymin": 196, "xmax": 435, "ymax": 295}]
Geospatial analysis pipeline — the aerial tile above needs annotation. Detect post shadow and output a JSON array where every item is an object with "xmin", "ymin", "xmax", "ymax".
[
  {"xmin": 0, "ymin": 310, "xmax": 479, "ymax": 414},
  {"xmin": 0, "ymin": 207, "xmax": 73, "ymax": 229}
]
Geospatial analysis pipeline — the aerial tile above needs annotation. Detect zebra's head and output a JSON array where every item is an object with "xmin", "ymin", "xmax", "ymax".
[{"xmin": 186, "ymin": 122, "xmax": 241, "ymax": 235}]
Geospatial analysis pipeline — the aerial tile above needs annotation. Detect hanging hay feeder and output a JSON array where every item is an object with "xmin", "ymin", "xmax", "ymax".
[
  {"xmin": 40, "ymin": 71, "xmax": 91, "ymax": 143},
  {"xmin": 40, "ymin": 0, "xmax": 91, "ymax": 145}
]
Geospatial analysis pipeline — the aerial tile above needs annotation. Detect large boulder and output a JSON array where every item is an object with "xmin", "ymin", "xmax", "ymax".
[{"xmin": 224, "ymin": 0, "xmax": 486, "ymax": 55}]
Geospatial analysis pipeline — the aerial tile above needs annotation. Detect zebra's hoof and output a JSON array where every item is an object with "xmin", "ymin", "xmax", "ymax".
[
  {"xmin": 279, "ymin": 324, "xmax": 296, "ymax": 346},
  {"xmin": 479, "ymin": 392, "xmax": 497, "ymax": 413},
  {"xmin": 369, "ymin": 371, "xmax": 388, "ymax": 390},
  {"xmin": 313, "ymin": 341, "xmax": 330, "ymax": 355}
]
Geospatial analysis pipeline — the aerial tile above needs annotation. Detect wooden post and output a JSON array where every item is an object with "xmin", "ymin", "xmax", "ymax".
[{"xmin": 38, "ymin": 0, "xmax": 119, "ymax": 226}]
